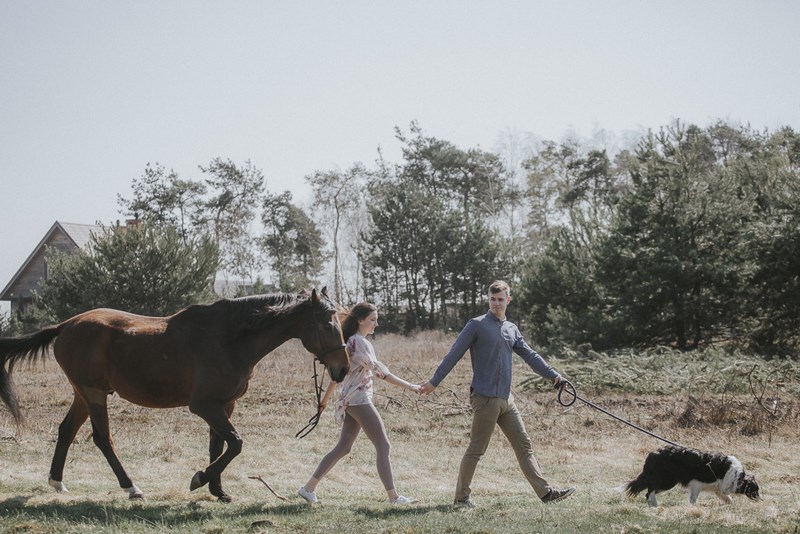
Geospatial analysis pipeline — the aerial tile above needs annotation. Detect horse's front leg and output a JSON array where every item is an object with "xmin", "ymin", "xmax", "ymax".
[
  {"xmin": 206, "ymin": 402, "xmax": 236, "ymax": 502},
  {"xmin": 189, "ymin": 399, "xmax": 242, "ymax": 502}
]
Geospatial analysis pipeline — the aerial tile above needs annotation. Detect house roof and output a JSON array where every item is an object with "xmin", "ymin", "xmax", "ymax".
[
  {"xmin": 57, "ymin": 222, "xmax": 100, "ymax": 249},
  {"xmin": 0, "ymin": 221, "xmax": 103, "ymax": 301}
]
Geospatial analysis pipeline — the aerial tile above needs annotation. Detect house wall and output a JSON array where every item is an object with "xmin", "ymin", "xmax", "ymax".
[{"xmin": 3, "ymin": 227, "xmax": 77, "ymax": 313}]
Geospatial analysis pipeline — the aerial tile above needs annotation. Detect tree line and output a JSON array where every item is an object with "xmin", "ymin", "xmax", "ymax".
[{"xmin": 6, "ymin": 121, "xmax": 799, "ymax": 355}]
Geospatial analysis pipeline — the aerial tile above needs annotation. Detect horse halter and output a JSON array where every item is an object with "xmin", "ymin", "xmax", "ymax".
[
  {"xmin": 316, "ymin": 339, "xmax": 348, "ymax": 362},
  {"xmin": 309, "ymin": 306, "xmax": 347, "ymax": 364}
]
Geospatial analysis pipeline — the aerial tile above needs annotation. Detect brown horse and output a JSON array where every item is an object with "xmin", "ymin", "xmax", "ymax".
[{"xmin": 0, "ymin": 287, "xmax": 349, "ymax": 502}]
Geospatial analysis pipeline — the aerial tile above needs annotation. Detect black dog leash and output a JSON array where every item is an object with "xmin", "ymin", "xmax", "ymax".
[{"xmin": 556, "ymin": 380, "xmax": 687, "ymax": 448}]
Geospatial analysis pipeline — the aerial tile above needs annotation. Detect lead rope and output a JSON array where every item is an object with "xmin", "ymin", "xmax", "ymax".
[
  {"xmin": 556, "ymin": 380, "xmax": 688, "ymax": 449},
  {"xmin": 296, "ymin": 359, "xmax": 325, "ymax": 439}
]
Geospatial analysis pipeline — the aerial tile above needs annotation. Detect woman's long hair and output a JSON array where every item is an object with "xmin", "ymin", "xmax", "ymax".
[{"xmin": 340, "ymin": 302, "xmax": 377, "ymax": 341}]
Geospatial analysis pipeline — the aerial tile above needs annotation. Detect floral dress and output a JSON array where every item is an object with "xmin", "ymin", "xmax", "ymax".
[{"xmin": 334, "ymin": 334, "xmax": 389, "ymax": 423}]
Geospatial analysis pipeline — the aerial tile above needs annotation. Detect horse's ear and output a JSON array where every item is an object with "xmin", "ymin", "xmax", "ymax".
[
  {"xmin": 321, "ymin": 286, "xmax": 329, "ymax": 299},
  {"xmin": 311, "ymin": 288, "xmax": 320, "ymax": 303}
]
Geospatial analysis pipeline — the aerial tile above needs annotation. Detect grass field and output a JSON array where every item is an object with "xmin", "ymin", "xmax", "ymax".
[{"xmin": 1, "ymin": 331, "xmax": 798, "ymax": 533}]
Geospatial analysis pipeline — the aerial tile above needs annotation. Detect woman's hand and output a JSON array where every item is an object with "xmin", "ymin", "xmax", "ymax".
[{"xmin": 318, "ymin": 381, "xmax": 337, "ymax": 412}]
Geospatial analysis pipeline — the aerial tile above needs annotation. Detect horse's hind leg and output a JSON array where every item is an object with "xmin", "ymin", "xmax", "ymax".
[
  {"xmin": 85, "ymin": 391, "xmax": 144, "ymax": 499},
  {"xmin": 48, "ymin": 394, "xmax": 89, "ymax": 492}
]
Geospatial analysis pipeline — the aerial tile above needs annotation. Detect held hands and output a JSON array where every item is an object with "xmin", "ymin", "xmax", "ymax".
[
  {"xmin": 407, "ymin": 383, "xmax": 422, "ymax": 394},
  {"xmin": 419, "ymin": 381, "xmax": 436, "ymax": 395}
]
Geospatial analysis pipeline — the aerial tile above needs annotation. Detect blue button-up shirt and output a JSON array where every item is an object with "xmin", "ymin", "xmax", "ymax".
[{"xmin": 429, "ymin": 312, "xmax": 559, "ymax": 399}]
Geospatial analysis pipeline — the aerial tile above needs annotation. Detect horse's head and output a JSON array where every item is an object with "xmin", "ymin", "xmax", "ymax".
[{"xmin": 301, "ymin": 287, "xmax": 350, "ymax": 382}]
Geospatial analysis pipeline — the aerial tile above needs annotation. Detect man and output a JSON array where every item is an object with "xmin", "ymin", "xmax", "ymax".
[{"xmin": 419, "ymin": 280, "xmax": 575, "ymax": 507}]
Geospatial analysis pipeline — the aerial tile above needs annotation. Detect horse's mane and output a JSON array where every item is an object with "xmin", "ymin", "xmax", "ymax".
[{"xmin": 227, "ymin": 292, "xmax": 332, "ymax": 336}]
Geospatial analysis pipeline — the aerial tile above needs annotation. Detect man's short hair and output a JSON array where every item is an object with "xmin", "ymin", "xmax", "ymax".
[{"xmin": 489, "ymin": 280, "xmax": 510, "ymax": 295}]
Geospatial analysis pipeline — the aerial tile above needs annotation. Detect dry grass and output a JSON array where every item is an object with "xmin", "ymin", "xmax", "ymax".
[{"xmin": 1, "ymin": 332, "xmax": 798, "ymax": 533}]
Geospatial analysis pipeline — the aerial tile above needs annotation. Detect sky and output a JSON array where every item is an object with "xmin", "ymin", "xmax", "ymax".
[{"xmin": 2, "ymin": 1, "xmax": 799, "ymax": 313}]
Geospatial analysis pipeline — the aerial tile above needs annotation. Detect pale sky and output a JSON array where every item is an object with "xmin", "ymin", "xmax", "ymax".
[{"xmin": 2, "ymin": 1, "xmax": 799, "ymax": 313}]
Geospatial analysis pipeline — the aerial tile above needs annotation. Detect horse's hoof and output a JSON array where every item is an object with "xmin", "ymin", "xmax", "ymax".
[
  {"xmin": 48, "ymin": 477, "xmax": 69, "ymax": 493},
  {"xmin": 210, "ymin": 483, "xmax": 232, "ymax": 503},
  {"xmin": 127, "ymin": 484, "xmax": 144, "ymax": 499},
  {"xmin": 190, "ymin": 470, "xmax": 207, "ymax": 491}
]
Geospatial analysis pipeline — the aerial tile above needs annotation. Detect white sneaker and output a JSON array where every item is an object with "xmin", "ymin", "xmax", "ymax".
[
  {"xmin": 391, "ymin": 495, "xmax": 416, "ymax": 505},
  {"xmin": 298, "ymin": 486, "xmax": 318, "ymax": 504}
]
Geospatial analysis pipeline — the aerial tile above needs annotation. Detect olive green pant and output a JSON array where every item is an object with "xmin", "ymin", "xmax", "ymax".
[{"xmin": 455, "ymin": 393, "xmax": 552, "ymax": 502}]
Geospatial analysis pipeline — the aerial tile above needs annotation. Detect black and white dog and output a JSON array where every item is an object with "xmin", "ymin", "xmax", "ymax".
[{"xmin": 617, "ymin": 445, "xmax": 760, "ymax": 506}]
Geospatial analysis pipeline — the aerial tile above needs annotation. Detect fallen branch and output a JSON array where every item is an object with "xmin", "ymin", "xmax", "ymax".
[{"xmin": 248, "ymin": 475, "xmax": 288, "ymax": 501}]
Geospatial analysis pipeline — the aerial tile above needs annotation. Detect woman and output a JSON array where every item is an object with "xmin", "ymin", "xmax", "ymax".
[{"xmin": 299, "ymin": 302, "xmax": 420, "ymax": 505}]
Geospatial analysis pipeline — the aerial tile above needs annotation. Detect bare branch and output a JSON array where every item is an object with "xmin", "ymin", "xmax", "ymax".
[{"xmin": 248, "ymin": 475, "xmax": 288, "ymax": 501}]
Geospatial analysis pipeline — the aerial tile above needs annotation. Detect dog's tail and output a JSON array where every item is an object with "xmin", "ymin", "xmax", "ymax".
[{"xmin": 616, "ymin": 474, "xmax": 648, "ymax": 497}]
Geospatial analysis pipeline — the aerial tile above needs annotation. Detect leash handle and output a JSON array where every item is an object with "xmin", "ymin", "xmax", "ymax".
[{"xmin": 556, "ymin": 379, "xmax": 577, "ymax": 407}]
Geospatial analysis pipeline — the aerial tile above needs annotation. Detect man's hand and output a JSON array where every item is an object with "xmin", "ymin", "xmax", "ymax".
[{"xmin": 419, "ymin": 381, "xmax": 436, "ymax": 394}]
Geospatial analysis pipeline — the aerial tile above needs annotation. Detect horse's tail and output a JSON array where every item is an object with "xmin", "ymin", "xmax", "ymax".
[{"xmin": 0, "ymin": 325, "xmax": 61, "ymax": 424}]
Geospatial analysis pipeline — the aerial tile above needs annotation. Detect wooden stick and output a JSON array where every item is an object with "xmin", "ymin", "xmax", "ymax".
[{"xmin": 248, "ymin": 475, "xmax": 289, "ymax": 501}]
